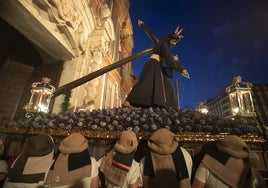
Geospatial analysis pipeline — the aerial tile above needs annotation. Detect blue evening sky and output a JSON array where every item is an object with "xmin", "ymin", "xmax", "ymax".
[{"xmin": 129, "ymin": 0, "xmax": 268, "ymax": 109}]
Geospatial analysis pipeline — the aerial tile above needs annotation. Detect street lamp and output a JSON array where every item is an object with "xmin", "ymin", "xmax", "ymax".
[
  {"xmin": 24, "ymin": 77, "xmax": 55, "ymax": 113},
  {"xmin": 226, "ymin": 76, "xmax": 255, "ymax": 117}
]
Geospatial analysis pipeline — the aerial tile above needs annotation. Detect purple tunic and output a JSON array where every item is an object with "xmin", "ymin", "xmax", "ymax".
[{"xmin": 126, "ymin": 38, "xmax": 185, "ymax": 108}]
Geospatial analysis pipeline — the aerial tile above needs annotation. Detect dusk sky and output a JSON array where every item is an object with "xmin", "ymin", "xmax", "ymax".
[{"xmin": 128, "ymin": 0, "xmax": 268, "ymax": 109}]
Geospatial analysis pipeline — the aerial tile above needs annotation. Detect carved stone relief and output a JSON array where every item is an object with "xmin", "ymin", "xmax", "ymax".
[
  {"xmin": 32, "ymin": 0, "xmax": 89, "ymax": 55},
  {"xmin": 80, "ymin": 50, "xmax": 102, "ymax": 110}
]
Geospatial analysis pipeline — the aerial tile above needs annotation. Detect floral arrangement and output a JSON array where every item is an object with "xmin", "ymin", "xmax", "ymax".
[{"xmin": 5, "ymin": 107, "xmax": 262, "ymax": 137}]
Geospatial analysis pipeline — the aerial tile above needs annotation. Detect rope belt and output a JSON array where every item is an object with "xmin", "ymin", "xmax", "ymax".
[{"xmin": 150, "ymin": 54, "xmax": 160, "ymax": 61}]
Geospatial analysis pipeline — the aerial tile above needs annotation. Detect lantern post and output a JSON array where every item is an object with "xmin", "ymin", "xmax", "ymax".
[
  {"xmin": 24, "ymin": 77, "xmax": 55, "ymax": 113},
  {"xmin": 225, "ymin": 76, "xmax": 255, "ymax": 117}
]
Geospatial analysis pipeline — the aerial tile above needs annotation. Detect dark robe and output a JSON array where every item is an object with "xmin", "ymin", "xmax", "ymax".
[{"xmin": 126, "ymin": 38, "xmax": 185, "ymax": 108}]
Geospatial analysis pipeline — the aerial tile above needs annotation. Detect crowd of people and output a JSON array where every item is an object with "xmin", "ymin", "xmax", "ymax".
[{"xmin": 0, "ymin": 128, "xmax": 266, "ymax": 188}]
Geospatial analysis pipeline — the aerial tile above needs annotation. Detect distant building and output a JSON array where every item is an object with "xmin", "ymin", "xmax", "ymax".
[
  {"xmin": 204, "ymin": 92, "xmax": 229, "ymax": 117},
  {"xmin": 205, "ymin": 77, "xmax": 268, "ymax": 125},
  {"xmin": 204, "ymin": 77, "xmax": 268, "ymax": 127},
  {"xmin": 204, "ymin": 81, "xmax": 268, "ymax": 138}
]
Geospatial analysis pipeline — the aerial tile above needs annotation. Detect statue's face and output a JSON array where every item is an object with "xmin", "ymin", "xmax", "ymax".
[{"xmin": 169, "ymin": 38, "xmax": 178, "ymax": 46}]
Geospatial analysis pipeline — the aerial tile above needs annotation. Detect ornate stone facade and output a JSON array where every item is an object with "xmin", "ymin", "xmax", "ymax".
[{"xmin": 0, "ymin": 0, "xmax": 134, "ymax": 119}]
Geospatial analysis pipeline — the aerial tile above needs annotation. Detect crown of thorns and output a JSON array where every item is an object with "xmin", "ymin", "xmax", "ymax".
[
  {"xmin": 173, "ymin": 26, "xmax": 184, "ymax": 39},
  {"xmin": 167, "ymin": 26, "xmax": 184, "ymax": 41}
]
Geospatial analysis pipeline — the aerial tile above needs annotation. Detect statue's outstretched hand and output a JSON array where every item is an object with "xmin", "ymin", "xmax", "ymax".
[
  {"xmin": 181, "ymin": 69, "xmax": 190, "ymax": 79},
  {"xmin": 174, "ymin": 55, "xmax": 179, "ymax": 61}
]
